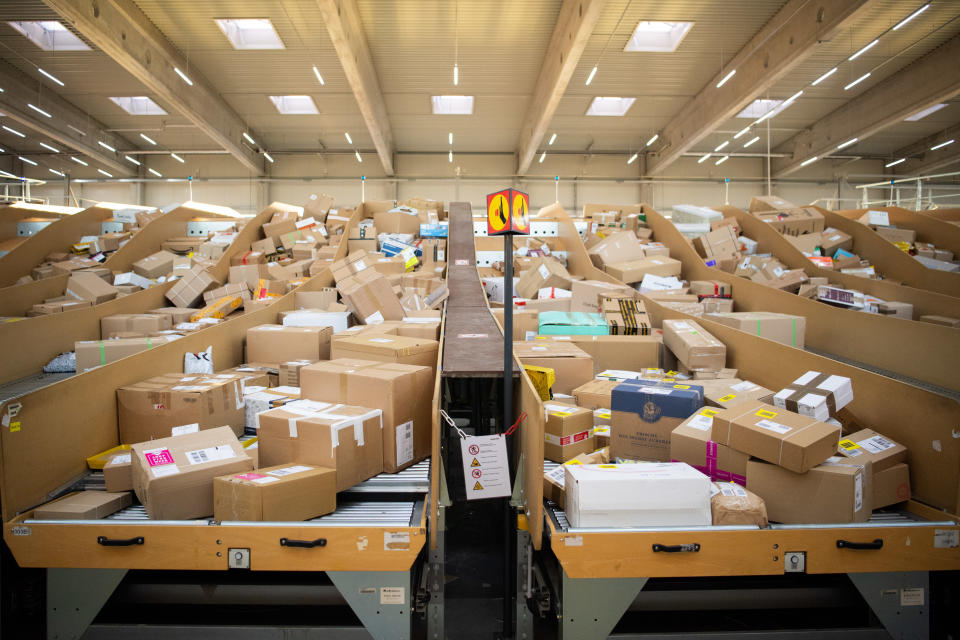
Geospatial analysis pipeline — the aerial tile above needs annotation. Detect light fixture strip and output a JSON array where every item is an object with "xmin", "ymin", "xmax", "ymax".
[
  {"xmin": 39, "ymin": 142, "xmax": 59, "ymax": 153},
  {"xmin": 263, "ymin": 151, "xmax": 274, "ymax": 163},
  {"xmin": 800, "ymin": 156, "xmax": 819, "ymax": 167},
  {"xmin": 312, "ymin": 66, "xmax": 325, "ymax": 86},
  {"xmin": 836, "ymin": 138, "xmax": 858, "ymax": 150},
  {"xmin": 885, "ymin": 158, "xmax": 906, "ymax": 167},
  {"xmin": 733, "ymin": 127, "xmax": 750, "ymax": 139},
  {"xmin": 27, "ymin": 103, "xmax": 52, "ymax": 118},
  {"xmin": 37, "ymin": 68, "xmax": 64, "ymax": 86},
  {"xmin": 171, "ymin": 152, "xmax": 185, "ymax": 163},
  {"xmin": 848, "ymin": 39, "xmax": 879, "ymax": 61},
  {"xmin": 585, "ymin": 65, "xmax": 598, "ymax": 86},
  {"xmin": 714, "ymin": 141, "xmax": 729, "ymax": 152},
  {"xmin": 627, "ymin": 152, "xmax": 638, "ymax": 164},
  {"xmin": 125, "ymin": 155, "xmax": 141, "ymax": 165},
  {"xmin": 844, "ymin": 73, "xmax": 871, "ymax": 91},
  {"xmin": 930, "ymin": 139, "xmax": 955, "ymax": 151},
  {"xmin": 743, "ymin": 136, "xmax": 760, "ymax": 148},
  {"xmin": 893, "ymin": 3, "xmax": 930, "ymax": 31},
  {"xmin": 716, "ymin": 69, "xmax": 736, "ymax": 88},
  {"xmin": 173, "ymin": 67, "xmax": 194, "ymax": 86},
  {"xmin": 811, "ymin": 67, "xmax": 838, "ymax": 86},
  {"xmin": 646, "ymin": 133, "xmax": 659, "ymax": 146},
  {"xmin": 97, "ymin": 141, "xmax": 116, "ymax": 152},
  {"xmin": 715, "ymin": 155, "xmax": 729, "ymax": 165},
  {"xmin": 698, "ymin": 154, "xmax": 711, "ymax": 164},
  {"xmin": 140, "ymin": 133, "xmax": 157, "ymax": 145}
]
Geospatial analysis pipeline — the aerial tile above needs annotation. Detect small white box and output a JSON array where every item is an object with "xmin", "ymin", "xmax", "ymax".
[
  {"xmin": 564, "ymin": 462, "xmax": 711, "ymax": 528},
  {"xmin": 282, "ymin": 310, "xmax": 351, "ymax": 334}
]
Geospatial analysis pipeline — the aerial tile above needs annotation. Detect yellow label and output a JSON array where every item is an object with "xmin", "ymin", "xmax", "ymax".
[
  {"xmin": 673, "ymin": 384, "xmax": 691, "ymax": 389},
  {"xmin": 596, "ymin": 410, "xmax": 611, "ymax": 418},
  {"xmin": 755, "ymin": 409, "xmax": 778, "ymax": 419},
  {"xmin": 663, "ymin": 378, "xmax": 675, "ymax": 383},
  {"xmin": 9, "ymin": 421, "xmax": 19, "ymax": 433},
  {"xmin": 718, "ymin": 394, "xmax": 737, "ymax": 402},
  {"xmin": 551, "ymin": 411, "xmax": 572, "ymax": 417},
  {"xmin": 666, "ymin": 370, "xmax": 679, "ymax": 376},
  {"xmin": 700, "ymin": 409, "xmax": 718, "ymax": 418},
  {"xmin": 597, "ymin": 464, "xmax": 617, "ymax": 469},
  {"xmin": 838, "ymin": 439, "xmax": 860, "ymax": 451},
  {"xmin": 534, "ymin": 336, "xmax": 546, "ymax": 340},
  {"xmin": 564, "ymin": 459, "xmax": 583, "ymax": 466}
]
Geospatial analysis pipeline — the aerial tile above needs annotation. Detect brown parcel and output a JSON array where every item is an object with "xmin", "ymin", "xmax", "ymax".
[
  {"xmin": 711, "ymin": 400, "xmax": 841, "ymax": 473},
  {"xmin": 116, "ymin": 373, "xmax": 247, "ymax": 444},
  {"xmin": 245, "ymin": 324, "xmax": 333, "ymax": 366},
  {"xmin": 300, "ymin": 359, "xmax": 433, "ymax": 473},
  {"xmin": 563, "ymin": 334, "xmax": 660, "ymax": 374},
  {"xmin": 103, "ymin": 452, "xmax": 133, "ymax": 492},
  {"xmin": 133, "ymin": 250, "xmax": 177, "ymax": 279},
  {"xmin": 514, "ymin": 341, "xmax": 593, "ymax": 395},
  {"xmin": 747, "ymin": 458, "xmax": 872, "ymax": 524},
  {"xmin": 148, "ymin": 307, "xmax": 196, "ymax": 325},
  {"xmin": 131, "ymin": 426, "xmax": 253, "ymax": 520},
  {"xmin": 543, "ymin": 402, "xmax": 596, "ymax": 462},
  {"xmin": 569, "ymin": 279, "xmax": 635, "ymax": 314},
  {"xmin": 166, "ymin": 264, "xmax": 220, "ymax": 308},
  {"xmin": 711, "ymin": 483, "xmax": 768, "ymax": 527},
  {"xmin": 337, "ymin": 267, "xmax": 406, "ymax": 323},
  {"xmin": 872, "ymin": 463, "xmax": 911, "ymax": 508},
  {"xmin": 586, "ymin": 231, "xmax": 646, "ymax": 268},
  {"xmin": 662, "ymin": 319, "xmax": 726, "ymax": 372},
  {"xmin": 704, "ymin": 311, "xmax": 806, "ymax": 350},
  {"xmin": 331, "ymin": 334, "xmax": 439, "ymax": 368},
  {"xmin": 572, "ymin": 379, "xmax": 620, "ymax": 410},
  {"xmin": 213, "ymin": 464, "xmax": 336, "ymax": 521},
  {"xmin": 837, "ymin": 428, "xmax": 910, "ymax": 508},
  {"xmin": 66, "ymin": 271, "xmax": 119, "ymax": 305},
  {"xmin": 257, "ymin": 401, "xmax": 383, "ymax": 491},
  {"xmin": 696, "ymin": 378, "xmax": 775, "ymax": 409},
  {"xmin": 670, "ymin": 409, "xmax": 749, "ymax": 484},
  {"xmin": 604, "ymin": 256, "xmax": 681, "ymax": 284},
  {"xmin": 76, "ymin": 336, "xmax": 178, "ymax": 372},
  {"xmin": 33, "ymin": 491, "xmax": 130, "ymax": 520},
  {"xmin": 101, "ymin": 313, "xmax": 171, "ymax": 338},
  {"xmin": 491, "ymin": 308, "xmax": 539, "ymax": 341},
  {"xmin": 515, "ymin": 258, "xmax": 572, "ymax": 300}
]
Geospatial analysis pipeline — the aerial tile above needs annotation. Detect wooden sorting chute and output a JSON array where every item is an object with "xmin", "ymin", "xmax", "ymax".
[{"xmin": 831, "ymin": 206, "xmax": 960, "ymax": 259}]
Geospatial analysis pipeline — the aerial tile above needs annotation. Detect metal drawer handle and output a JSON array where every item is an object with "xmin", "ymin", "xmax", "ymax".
[
  {"xmin": 652, "ymin": 543, "xmax": 700, "ymax": 553},
  {"xmin": 97, "ymin": 536, "xmax": 144, "ymax": 547},
  {"xmin": 280, "ymin": 537, "xmax": 327, "ymax": 548},
  {"xmin": 836, "ymin": 538, "xmax": 883, "ymax": 550}
]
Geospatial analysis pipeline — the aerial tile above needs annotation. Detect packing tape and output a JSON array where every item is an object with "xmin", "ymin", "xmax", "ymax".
[
  {"xmin": 777, "ymin": 417, "xmax": 824, "ymax": 466},
  {"xmin": 99, "ymin": 341, "xmax": 105, "ymax": 366},
  {"xmin": 147, "ymin": 337, "xmax": 152, "ymax": 348},
  {"xmin": 288, "ymin": 417, "xmax": 298, "ymax": 438}
]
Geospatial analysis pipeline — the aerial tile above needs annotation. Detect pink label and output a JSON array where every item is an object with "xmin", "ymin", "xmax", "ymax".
[
  {"xmin": 235, "ymin": 473, "xmax": 267, "ymax": 481},
  {"xmin": 144, "ymin": 449, "xmax": 174, "ymax": 467}
]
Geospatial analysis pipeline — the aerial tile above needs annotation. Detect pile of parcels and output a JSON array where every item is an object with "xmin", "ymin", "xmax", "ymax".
[
  {"xmin": 852, "ymin": 210, "xmax": 959, "ymax": 273},
  {"xmin": 536, "ymin": 318, "xmax": 910, "ymax": 529},
  {"xmin": 32, "ymin": 252, "xmax": 446, "ymax": 522}
]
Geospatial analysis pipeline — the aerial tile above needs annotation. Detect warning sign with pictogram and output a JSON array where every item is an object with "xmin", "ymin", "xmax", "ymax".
[
  {"xmin": 486, "ymin": 188, "xmax": 530, "ymax": 236},
  {"xmin": 459, "ymin": 434, "xmax": 511, "ymax": 500}
]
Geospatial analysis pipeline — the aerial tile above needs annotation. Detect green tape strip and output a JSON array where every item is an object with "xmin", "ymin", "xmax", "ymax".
[
  {"xmin": 99, "ymin": 341, "xmax": 105, "ymax": 366},
  {"xmin": 792, "ymin": 318, "xmax": 796, "ymax": 347},
  {"xmin": 147, "ymin": 337, "xmax": 152, "ymax": 349},
  {"xmin": 756, "ymin": 319, "xmax": 761, "ymax": 338}
]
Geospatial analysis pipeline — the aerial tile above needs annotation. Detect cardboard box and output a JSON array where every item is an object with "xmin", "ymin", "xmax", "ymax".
[
  {"xmin": 32, "ymin": 491, "xmax": 132, "ymax": 520},
  {"xmin": 701, "ymin": 298, "xmax": 734, "ymax": 314},
  {"xmin": 165, "ymin": 265, "xmax": 219, "ymax": 308},
  {"xmin": 662, "ymin": 319, "xmax": 726, "ymax": 372},
  {"xmin": 604, "ymin": 298, "xmax": 652, "ymax": 336},
  {"xmin": 245, "ymin": 325, "xmax": 332, "ymax": 366},
  {"xmin": 543, "ymin": 449, "xmax": 611, "ymax": 503},
  {"xmin": 693, "ymin": 225, "xmax": 740, "ymax": 261},
  {"xmin": 756, "ymin": 207, "xmax": 826, "ymax": 236},
  {"xmin": 569, "ymin": 280, "xmax": 635, "ymax": 314},
  {"xmin": 262, "ymin": 218, "xmax": 297, "ymax": 239},
  {"xmin": 191, "ymin": 295, "xmax": 244, "ymax": 322},
  {"xmin": 251, "ymin": 237, "xmax": 277, "ymax": 255},
  {"xmin": 66, "ymin": 271, "xmax": 118, "ymax": 305},
  {"xmin": 148, "ymin": 307, "xmax": 196, "ymax": 325},
  {"xmin": 103, "ymin": 452, "xmax": 133, "ymax": 492},
  {"xmin": 711, "ymin": 401, "xmax": 841, "ymax": 473},
  {"xmin": 101, "ymin": 313, "xmax": 171, "ymax": 338},
  {"xmin": 572, "ymin": 379, "xmax": 620, "ymax": 410},
  {"xmin": 564, "ymin": 462, "xmax": 711, "ymax": 528},
  {"xmin": 277, "ymin": 359, "xmax": 315, "ymax": 387},
  {"xmin": 611, "ymin": 380, "xmax": 703, "ymax": 462},
  {"xmin": 538, "ymin": 311, "xmax": 607, "ymax": 336},
  {"xmin": 133, "ymin": 251, "xmax": 177, "ymax": 279},
  {"xmin": 516, "ymin": 259, "xmax": 572, "ymax": 299},
  {"xmin": 710, "ymin": 483, "xmax": 767, "ymax": 527},
  {"xmin": 338, "ymin": 268, "xmax": 406, "ymax": 323},
  {"xmin": 919, "ymin": 315, "xmax": 960, "ymax": 328},
  {"xmin": 697, "ymin": 378, "xmax": 774, "ymax": 409},
  {"xmin": 229, "ymin": 263, "xmax": 271, "ymax": 290},
  {"xmin": 300, "ymin": 359, "xmax": 433, "ymax": 473},
  {"xmin": 492, "ymin": 308, "xmax": 539, "ymax": 341},
  {"xmin": 747, "ymin": 458, "xmax": 871, "ymax": 524},
  {"xmin": 587, "ymin": 231, "xmax": 646, "ymax": 268},
  {"xmin": 690, "ymin": 280, "xmax": 732, "ymax": 298},
  {"xmin": 877, "ymin": 301, "xmax": 913, "ymax": 320},
  {"xmin": 836, "ymin": 428, "xmax": 907, "ymax": 472},
  {"xmin": 772, "ymin": 371, "xmax": 853, "ymax": 421},
  {"xmin": 555, "ymin": 334, "xmax": 660, "ymax": 374},
  {"xmin": 331, "ymin": 334, "xmax": 439, "ymax": 368},
  {"xmin": 704, "ymin": 311, "xmax": 805, "ymax": 349},
  {"xmin": 749, "ymin": 195, "xmax": 797, "ymax": 213},
  {"xmin": 543, "ymin": 402, "xmax": 595, "ymax": 462},
  {"xmin": 257, "ymin": 400, "xmax": 383, "ymax": 491},
  {"xmin": 213, "ymin": 464, "xmax": 336, "ymax": 521},
  {"xmin": 230, "ymin": 250, "xmax": 266, "ymax": 266},
  {"xmin": 203, "ymin": 282, "xmax": 250, "ymax": 305},
  {"xmin": 670, "ymin": 408, "xmax": 749, "ymax": 484},
  {"xmin": 131, "ymin": 426, "xmax": 253, "ymax": 520},
  {"xmin": 514, "ymin": 341, "xmax": 593, "ymax": 395},
  {"xmin": 872, "ymin": 462, "xmax": 911, "ymax": 508},
  {"xmin": 605, "ymin": 256, "xmax": 681, "ymax": 284},
  {"xmin": 244, "ymin": 386, "xmax": 300, "ymax": 429},
  {"xmin": 117, "ymin": 374, "xmax": 247, "ymax": 444},
  {"xmin": 76, "ymin": 336, "xmax": 179, "ymax": 372},
  {"xmin": 875, "ymin": 227, "xmax": 916, "ymax": 245}
]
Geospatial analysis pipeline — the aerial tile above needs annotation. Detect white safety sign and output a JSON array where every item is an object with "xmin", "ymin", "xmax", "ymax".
[{"xmin": 460, "ymin": 434, "xmax": 511, "ymax": 500}]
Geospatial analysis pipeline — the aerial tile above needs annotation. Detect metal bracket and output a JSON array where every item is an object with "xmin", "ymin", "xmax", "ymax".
[
  {"xmin": 426, "ymin": 518, "xmax": 445, "ymax": 640},
  {"xmin": 47, "ymin": 568, "xmax": 127, "ymax": 640},
  {"xmin": 515, "ymin": 527, "xmax": 534, "ymax": 640},
  {"xmin": 784, "ymin": 551, "xmax": 806, "ymax": 573},
  {"xmin": 848, "ymin": 571, "xmax": 929, "ymax": 640},
  {"xmin": 327, "ymin": 570, "xmax": 412, "ymax": 640},
  {"xmin": 559, "ymin": 568, "xmax": 647, "ymax": 640}
]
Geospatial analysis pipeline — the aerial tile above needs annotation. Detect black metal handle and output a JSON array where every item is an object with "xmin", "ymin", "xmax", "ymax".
[
  {"xmin": 836, "ymin": 538, "xmax": 883, "ymax": 550},
  {"xmin": 280, "ymin": 537, "xmax": 327, "ymax": 549},
  {"xmin": 97, "ymin": 536, "xmax": 144, "ymax": 547},
  {"xmin": 652, "ymin": 543, "xmax": 700, "ymax": 553}
]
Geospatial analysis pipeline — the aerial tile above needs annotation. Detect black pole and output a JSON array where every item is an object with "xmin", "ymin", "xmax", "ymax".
[{"xmin": 503, "ymin": 233, "xmax": 513, "ymax": 430}]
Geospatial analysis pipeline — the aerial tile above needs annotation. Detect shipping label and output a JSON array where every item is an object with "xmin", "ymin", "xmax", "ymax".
[
  {"xmin": 185, "ymin": 445, "xmax": 236, "ymax": 465},
  {"xmin": 858, "ymin": 434, "xmax": 896, "ymax": 455},
  {"xmin": 396, "ymin": 421, "xmax": 414, "ymax": 466},
  {"xmin": 755, "ymin": 419, "xmax": 791, "ymax": 435},
  {"xmin": 267, "ymin": 465, "xmax": 313, "ymax": 477}
]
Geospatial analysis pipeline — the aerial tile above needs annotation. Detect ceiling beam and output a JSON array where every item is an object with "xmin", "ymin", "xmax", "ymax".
[
  {"xmin": 773, "ymin": 34, "xmax": 960, "ymax": 177},
  {"xmin": 646, "ymin": 0, "xmax": 875, "ymax": 176},
  {"xmin": 890, "ymin": 122, "xmax": 960, "ymax": 176},
  {"xmin": 42, "ymin": 0, "xmax": 264, "ymax": 176},
  {"xmin": 0, "ymin": 60, "xmax": 133, "ymax": 176},
  {"xmin": 516, "ymin": 0, "xmax": 605, "ymax": 175},
  {"xmin": 316, "ymin": 0, "xmax": 395, "ymax": 176}
]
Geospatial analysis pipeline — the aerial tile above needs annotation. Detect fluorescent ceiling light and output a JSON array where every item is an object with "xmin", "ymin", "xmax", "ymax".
[
  {"xmin": 716, "ymin": 69, "xmax": 736, "ymax": 88},
  {"xmin": 125, "ymin": 155, "xmax": 141, "ymax": 165},
  {"xmin": 49, "ymin": 168, "xmax": 64, "ymax": 177},
  {"xmin": 39, "ymin": 142, "xmax": 59, "ymax": 153},
  {"xmin": 431, "ymin": 95, "xmax": 474, "ymax": 115},
  {"xmin": 269, "ymin": 95, "xmax": 318, "ymax": 115},
  {"xmin": 451, "ymin": 151, "xmax": 456, "ymax": 163},
  {"xmin": 585, "ymin": 65, "xmax": 598, "ymax": 86},
  {"xmin": 173, "ymin": 67, "xmax": 194, "ymax": 86},
  {"xmin": 714, "ymin": 141, "xmax": 728, "ymax": 152},
  {"xmin": 171, "ymin": 152, "xmax": 185, "ymax": 163},
  {"xmin": 737, "ymin": 99, "xmax": 782, "ymax": 119},
  {"xmin": 140, "ymin": 133, "xmax": 157, "ymax": 145},
  {"xmin": 97, "ymin": 141, "xmax": 116, "ymax": 152},
  {"xmin": 837, "ymin": 138, "xmax": 858, "ymax": 150},
  {"xmin": 627, "ymin": 152, "xmax": 638, "ymax": 164},
  {"xmin": 698, "ymin": 154, "xmax": 711, "ymax": 164},
  {"xmin": 894, "ymin": 3, "xmax": 930, "ymax": 30},
  {"xmin": 449, "ymin": 132, "xmax": 454, "ymax": 144},
  {"xmin": 885, "ymin": 158, "xmax": 906, "ymax": 167},
  {"xmin": 715, "ymin": 155, "xmax": 729, "ymax": 165},
  {"xmin": 800, "ymin": 156, "xmax": 818, "ymax": 167},
  {"xmin": 549, "ymin": 133, "xmax": 557, "ymax": 145},
  {"xmin": 148, "ymin": 168, "xmax": 163, "ymax": 177},
  {"xmin": 27, "ymin": 103, "xmax": 52, "ymax": 118},
  {"xmin": 97, "ymin": 168, "xmax": 113, "ymax": 177},
  {"xmin": 624, "ymin": 21, "xmax": 694, "ymax": 52},
  {"xmin": 2, "ymin": 125, "xmax": 25, "ymax": 137},
  {"xmin": 453, "ymin": 64, "xmax": 459, "ymax": 86},
  {"xmin": 355, "ymin": 150, "xmax": 363, "ymax": 163},
  {"xmin": 18, "ymin": 156, "xmax": 37, "ymax": 166},
  {"xmin": 8, "ymin": 21, "xmax": 90, "ymax": 51},
  {"xmin": 811, "ymin": 67, "xmax": 838, "ymax": 86},
  {"xmin": 263, "ymin": 151, "xmax": 274, "ymax": 163},
  {"xmin": 312, "ymin": 66, "xmax": 325, "ymax": 86},
  {"xmin": 905, "ymin": 103, "xmax": 948, "ymax": 121},
  {"xmin": 67, "ymin": 124, "xmax": 85, "ymax": 136},
  {"xmin": 70, "ymin": 156, "xmax": 88, "ymax": 166},
  {"xmin": 844, "ymin": 73, "xmax": 870, "ymax": 90},
  {"xmin": 110, "ymin": 96, "xmax": 167, "ymax": 116},
  {"xmin": 586, "ymin": 97, "xmax": 636, "ymax": 117},
  {"xmin": 242, "ymin": 132, "xmax": 256, "ymax": 145},
  {"xmin": 849, "ymin": 39, "xmax": 879, "ymax": 61},
  {"xmin": 646, "ymin": 133, "xmax": 659, "ymax": 146},
  {"xmin": 744, "ymin": 136, "xmax": 759, "ymax": 148},
  {"xmin": 37, "ymin": 68, "xmax": 64, "ymax": 86},
  {"xmin": 215, "ymin": 18, "xmax": 284, "ymax": 50},
  {"xmin": 930, "ymin": 139, "xmax": 955, "ymax": 151},
  {"xmin": 345, "ymin": 132, "xmax": 353, "ymax": 144},
  {"xmin": 733, "ymin": 127, "xmax": 750, "ymax": 139}
]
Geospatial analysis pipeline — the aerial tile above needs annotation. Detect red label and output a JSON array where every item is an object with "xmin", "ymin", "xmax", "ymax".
[
  {"xmin": 144, "ymin": 449, "xmax": 174, "ymax": 467},
  {"xmin": 235, "ymin": 473, "xmax": 267, "ymax": 481},
  {"xmin": 560, "ymin": 430, "xmax": 592, "ymax": 446}
]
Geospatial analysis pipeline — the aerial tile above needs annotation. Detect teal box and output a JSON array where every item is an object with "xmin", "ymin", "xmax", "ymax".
[{"xmin": 538, "ymin": 311, "xmax": 609, "ymax": 336}]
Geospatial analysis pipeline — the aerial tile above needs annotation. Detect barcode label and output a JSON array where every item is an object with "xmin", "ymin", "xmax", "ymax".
[
  {"xmin": 756, "ymin": 419, "xmax": 791, "ymax": 435},
  {"xmin": 185, "ymin": 445, "xmax": 236, "ymax": 465},
  {"xmin": 267, "ymin": 465, "xmax": 313, "ymax": 477},
  {"xmin": 859, "ymin": 435, "xmax": 896, "ymax": 455},
  {"xmin": 396, "ymin": 421, "xmax": 414, "ymax": 466}
]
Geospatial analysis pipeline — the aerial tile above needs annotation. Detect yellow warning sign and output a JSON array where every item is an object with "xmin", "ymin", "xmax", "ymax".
[
  {"xmin": 511, "ymin": 190, "xmax": 529, "ymax": 233},
  {"xmin": 487, "ymin": 190, "xmax": 509, "ymax": 234},
  {"xmin": 471, "ymin": 458, "xmax": 481, "ymax": 467},
  {"xmin": 473, "ymin": 481, "xmax": 484, "ymax": 491}
]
